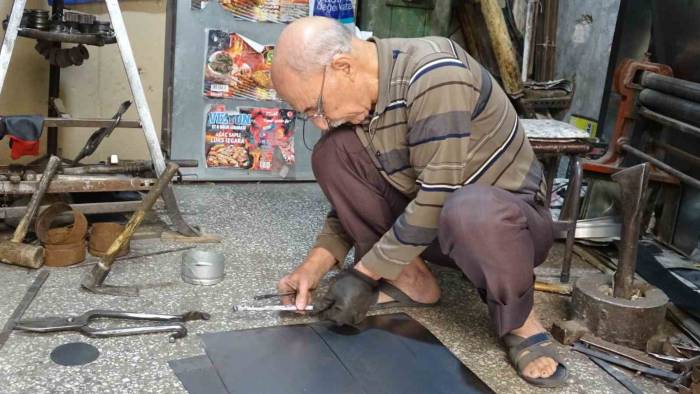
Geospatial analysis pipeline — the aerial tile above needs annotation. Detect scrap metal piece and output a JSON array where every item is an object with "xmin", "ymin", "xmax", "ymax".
[
  {"xmin": 611, "ymin": 163, "xmax": 651, "ymax": 299},
  {"xmin": 0, "ymin": 270, "xmax": 49, "ymax": 352},
  {"xmin": 572, "ymin": 342, "xmax": 681, "ymax": 382},
  {"xmin": 88, "ymin": 222, "xmax": 129, "ymax": 258},
  {"xmin": 587, "ymin": 355, "xmax": 644, "ymax": 394},
  {"xmin": 50, "ymin": 342, "xmax": 99, "ymax": 366},
  {"xmin": 69, "ymin": 245, "xmax": 196, "ymax": 269}
]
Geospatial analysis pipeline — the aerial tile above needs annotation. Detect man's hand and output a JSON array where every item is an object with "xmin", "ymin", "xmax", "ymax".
[
  {"xmin": 278, "ymin": 247, "xmax": 336, "ymax": 311},
  {"xmin": 314, "ymin": 269, "xmax": 379, "ymax": 326}
]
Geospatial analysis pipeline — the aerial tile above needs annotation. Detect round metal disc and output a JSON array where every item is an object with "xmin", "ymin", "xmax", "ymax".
[{"xmin": 50, "ymin": 342, "xmax": 99, "ymax": 366}]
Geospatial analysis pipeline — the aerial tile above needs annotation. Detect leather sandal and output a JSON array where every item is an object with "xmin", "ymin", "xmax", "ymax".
[{"xmin": 503, "ymin": 332, "xmax": 569, "ymax": 388}]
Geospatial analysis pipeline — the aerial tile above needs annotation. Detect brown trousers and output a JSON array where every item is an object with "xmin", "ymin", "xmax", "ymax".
[{"xmin": 312, "ymin": 128, "xmax": 554, "ymax": 337}]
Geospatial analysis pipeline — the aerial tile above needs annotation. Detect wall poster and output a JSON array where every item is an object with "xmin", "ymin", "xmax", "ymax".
[
  {"xmin": 204, "ymin": 30, "xmax": 277, "ymax": 100},
  {"xmin": 218, "ymin": 0, "xmax": 309, "ymax": 23},
  {"xmin": 204, "ymin": 104, "xmax": 296, "ymax": 172}
]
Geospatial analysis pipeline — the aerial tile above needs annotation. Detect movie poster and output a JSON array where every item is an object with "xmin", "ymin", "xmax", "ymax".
[
  {"xmin": 203, "ymin": 30, "xmax": 276, "ymax": 100},
  {"xmin": 218, "ymin": 0, "xmax": 309, "ymax": 23},
  {"xmin": 204, "ymin": 105, "xmax": 296, "ymax": 171}
]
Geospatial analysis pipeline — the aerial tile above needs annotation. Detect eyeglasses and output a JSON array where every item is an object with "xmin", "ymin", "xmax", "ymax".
[{"xmin": 295, "ymin": 66, "xmax": 329, "ymax": 129}]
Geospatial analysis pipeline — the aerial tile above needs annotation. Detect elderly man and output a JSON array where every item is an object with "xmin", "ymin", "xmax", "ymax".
[{"xmin": 272, "ymin": 17, "xmax": 568, "ymax": 387}]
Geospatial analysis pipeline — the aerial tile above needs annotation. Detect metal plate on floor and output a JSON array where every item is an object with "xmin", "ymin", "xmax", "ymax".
[
  {"xmin": 172, "ymin": 313, "xmax": 493, "ymax": 394},
  {"xmin": 50, "ymin": 342, "xmax": 99, "ymax": 366}
]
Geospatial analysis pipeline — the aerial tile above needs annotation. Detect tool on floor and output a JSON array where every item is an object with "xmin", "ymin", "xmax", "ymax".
[
  {"xmin": 0, "ymin": 156, "xmax": 61, "ymax": 268},
  {"xmin": 0, "ymin": 270, "xmax": 49, "ymax": 352},
  {"xmin": 69, "ymin": 245, "xmax": 197, "ymax": 269},
  {"xmin": 15, "ymin": 309, "xmax": 210, "ymax": 343},
  {"xmin": 181, "ymin": 249, "xmax": 225, "ymax": 286},
  {"xmin": 586, "ymin": 356, "xmax": 644, "ymax": 394},
  {"xmin": 573, "ymin": 341, "xmax": 700, "ymax": 391},
  {"xmin": 80, "ymin": 162, "xmax": 179, "ymax": 296},
  {"xmin": 50, "ymin": 342, "xmax": 100, "ymax": 367},
  {"xmin": 233, "ymin": 305, "xmax": 314, "ymax": 312}
]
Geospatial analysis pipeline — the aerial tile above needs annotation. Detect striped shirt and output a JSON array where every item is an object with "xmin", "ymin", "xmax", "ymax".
[{"xmin": 313, "ymin": 36, "xmax": 546, "ymax": 279}]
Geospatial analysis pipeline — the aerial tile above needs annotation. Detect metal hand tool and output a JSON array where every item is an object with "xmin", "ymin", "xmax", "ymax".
[
  {"xmin": 81, "ymin": 162, "xmax": 179, "ymax": 296},
  {"xmin": 69, "ymin": 245, "xmax": 196, "ymax": 269},
  {"xmin": 72, "ymin": 101, "xmax": 131, "ymax": 164},
  {"xmin": 233, "ymin": 305, "xmax": 313, "ymax": 312},
  {"xmin": 0, "ymin": 156, "xmax": 61, "ymax": 268},
  {"xmin": 15, "ymin": 310, "xmax": 210, "ymax": 342},
  {"xmin": 0, "ymin": 271, "xmax": 49, "ymax": 352}
]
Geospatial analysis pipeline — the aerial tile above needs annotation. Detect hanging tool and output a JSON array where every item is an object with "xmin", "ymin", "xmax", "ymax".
[
  {"xmin": 233, "ymin": 305, "xmax": 313, "ymax": 312},
  {"xmin": 80, "ymin": 162, "xmax": 179, "ymax": 296},
  {"xmin": 15, "ymin": 310, "xmax": 210, "ymax": 343},
  {"xmin": 72, "ymin": 101, "xmax": 131, "ymax": 164},
  {"xmin": 0, "ymin": 156, "xmax": 61, "ymax": 268},
  {"xmin": 0, "ymin": 270, "xmax": 49, "ymax": 352}
]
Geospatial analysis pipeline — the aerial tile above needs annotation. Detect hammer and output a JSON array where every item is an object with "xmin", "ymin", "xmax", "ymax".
[
  {"xmin": 0, "ymin": 156, "xmax": 61, "ymax": 268},
  {"xmin": 81, "ymin": 162, "xmax": 179, "ymax": 296}
]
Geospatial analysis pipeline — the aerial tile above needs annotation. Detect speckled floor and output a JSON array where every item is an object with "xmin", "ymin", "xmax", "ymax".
[{"xmin": 0, "ymin": 183, "xmax": 673, "ymax": 393}]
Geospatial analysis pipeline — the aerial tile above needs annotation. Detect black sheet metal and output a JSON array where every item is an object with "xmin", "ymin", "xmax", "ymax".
[
  {"xmin": 168, "ymin": 355, "xmax": 228, "ymax": 394},
  {"xmin": 173, "ymin": 313, "xmax": 492, "ymax": 394}
]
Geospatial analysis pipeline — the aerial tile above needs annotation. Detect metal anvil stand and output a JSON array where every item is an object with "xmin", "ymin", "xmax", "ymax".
[{"xmin": 554, "ymin": 163, "xmax": 669, "ymax": 350}]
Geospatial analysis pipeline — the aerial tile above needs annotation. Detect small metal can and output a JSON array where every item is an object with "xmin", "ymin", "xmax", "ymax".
[{"xmin": 181, "ymin": 250, "xmax": 225, "ymax": 286}]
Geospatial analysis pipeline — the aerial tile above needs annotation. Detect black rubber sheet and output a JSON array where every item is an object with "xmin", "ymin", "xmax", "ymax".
[{"xmin": 170, "ymin": 313, "xmax": 493, "ymax": 394}]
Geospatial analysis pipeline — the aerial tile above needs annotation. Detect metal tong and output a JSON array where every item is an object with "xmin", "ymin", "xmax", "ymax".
[{"xmin": 14, "ymin": 309, "xmax": 210, "ymax": 342}]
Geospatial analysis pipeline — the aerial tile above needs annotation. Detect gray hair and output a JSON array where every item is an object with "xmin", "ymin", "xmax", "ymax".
[{"xmin": 285, "ymin": 18, "xmax": 353, "ymax": 74}]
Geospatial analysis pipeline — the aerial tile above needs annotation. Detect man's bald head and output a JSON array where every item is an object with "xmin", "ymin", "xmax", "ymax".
[{"xmin": 273, "ymin": 17, "xmax": 352, "ymax": 81}]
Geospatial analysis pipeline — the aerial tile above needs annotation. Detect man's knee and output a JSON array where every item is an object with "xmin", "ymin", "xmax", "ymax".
[
  {"xmin": 311, "ymin": 127, "xmax": 356, "ymax": 180},
  {"xmin": 439, "ymin": 185, "xmax": 526, "ymax": 235}
]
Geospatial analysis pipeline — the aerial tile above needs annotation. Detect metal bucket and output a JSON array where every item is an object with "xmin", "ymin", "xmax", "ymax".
[{"xmin": 181, "ymin": 250, "xmax": 225, "ymax": 286}]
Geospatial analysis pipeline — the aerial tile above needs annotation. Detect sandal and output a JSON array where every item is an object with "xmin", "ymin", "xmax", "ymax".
[{"xmin": 503, "ymin": 332, "xmax": 569, "ymax": 388}]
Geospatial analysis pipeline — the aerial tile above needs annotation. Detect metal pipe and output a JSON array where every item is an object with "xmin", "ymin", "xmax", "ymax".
[
  {"xmin": 620, "ymin": 142, "xmax": 700, "ymax": 189},
  {"xmin": 641, "ymin": 71, "xmax": 700, "ymax": 103},
  {"xmin": 639, "ymin": 106, "xmax": 700, "ymax": 140},
  {"xmin": 560, "ymin": 156, "xmax": 582, "ymax": 283},
  {"xmin": 521, "ymin": 0, "xmax": 537, "ymax": 82}
]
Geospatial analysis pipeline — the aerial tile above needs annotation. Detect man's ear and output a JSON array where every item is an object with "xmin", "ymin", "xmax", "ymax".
[{"xmin": 330, "ymin": 53, "xmax": 353, "ymax": 77}]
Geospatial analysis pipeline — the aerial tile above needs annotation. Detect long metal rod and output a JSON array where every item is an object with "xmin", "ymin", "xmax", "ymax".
[
  {"xmin": 561, "ymin": 155, "xmax": 582, "ymax": 283},
  {"xmin": 572, "ymin": 342, "xmax": 681, "ymax": 381},
  {"xmin": 0, "ymin": 271, "xmax": 49, "ymax": 352},
  {"xmin": 639, "ymin": 106, "xmax": 700, "ymax": 139},
  {"xmin": 0, "ymin": 0, "xmax": 27, "ymax": 95},
  {"xmin": 620, "ymin": 143, "xmax": 700, "ymax": 189},
  {"xmin": 232, "ymin": 305, "xmax": 314, "ymax": 312},
  {"xmin": 43, "ymin": 118, "xmax": 141, "ymax": 128},
  {"xmin": 0, "ymin": 201, "xmax": 141, "ymax": 219}
]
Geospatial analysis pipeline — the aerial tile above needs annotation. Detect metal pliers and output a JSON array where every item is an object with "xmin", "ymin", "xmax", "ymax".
[{"xmin": 14, "ymin": 309, "xmax": 210, "ymax": 342}]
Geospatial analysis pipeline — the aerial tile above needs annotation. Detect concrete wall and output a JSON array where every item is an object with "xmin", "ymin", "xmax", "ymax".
[{"xmin": 0, "ymin": 0, "xmax": 166, "ymax": 165}]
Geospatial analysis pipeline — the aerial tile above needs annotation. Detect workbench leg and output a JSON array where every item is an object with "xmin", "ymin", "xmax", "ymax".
[
  {"xmin": 561, "ymin": 155, "xmax": 582, "ymax": 283},
  {"xmin": 105, "ymin": 0, "xmax": 199, "ymax": 236},
  {"xmin": 543, "ymin": 156, "xmax": 560, "ymax": 209},
  {"xmin": 0, "ymin": 0, "xmax": 28, "ymax": 96}
]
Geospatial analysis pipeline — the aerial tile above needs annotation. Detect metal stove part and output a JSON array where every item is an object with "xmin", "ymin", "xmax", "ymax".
[
  {"xmin": 50, "ymin": 342, "xmax": 99, "ymax": 366},
  {"xmin": 0, "ymin": 271, "xmax": 49, "ymax": 352},
  {"xmin": 182, "ymin": 250, "xmax": 225, "ymax": 286}
]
